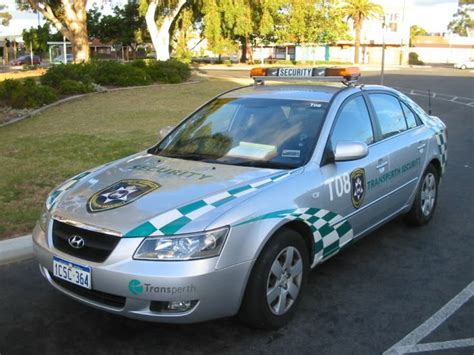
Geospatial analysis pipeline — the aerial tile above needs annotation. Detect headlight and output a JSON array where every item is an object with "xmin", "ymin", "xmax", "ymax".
[
  {"xmin": 133, "ymin": 227, "xmax": 229, "ymax": 261},
  {"xmin": 39, "ymin": 205, "xmax": 49, "ymax": 232}
]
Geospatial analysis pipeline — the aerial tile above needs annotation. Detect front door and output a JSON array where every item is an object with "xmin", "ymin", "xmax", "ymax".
[{"xmin": 320, "ymin": 94, "xmax": 393, "ymax": 241}]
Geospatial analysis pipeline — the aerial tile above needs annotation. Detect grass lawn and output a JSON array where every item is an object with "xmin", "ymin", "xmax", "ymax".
[{"xmin": 0, "ymin": 77, "xmax": 244, "ymax": 239}]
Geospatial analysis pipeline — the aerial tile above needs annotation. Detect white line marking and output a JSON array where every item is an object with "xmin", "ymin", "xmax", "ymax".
[
  {"xmin": 383, "ymin": 281, "xmax": 474, "ymax": 355},
  {"xmin": 395, "ymin": 338, "xmax": 474, "ymax": 353},
  {"xmin": 450, "ymin": 96, "xmax": 458, "ymax": 101}
]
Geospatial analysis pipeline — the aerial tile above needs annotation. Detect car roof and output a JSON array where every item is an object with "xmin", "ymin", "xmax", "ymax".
[{"xmin": 220, "ymin": 84, "xmax": 345, "ymax": 103}]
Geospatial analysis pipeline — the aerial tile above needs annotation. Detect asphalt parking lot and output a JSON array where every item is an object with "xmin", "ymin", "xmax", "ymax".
[{"xmin": 0, "ymin": 67, "xmax": 473, "ymax": 354}]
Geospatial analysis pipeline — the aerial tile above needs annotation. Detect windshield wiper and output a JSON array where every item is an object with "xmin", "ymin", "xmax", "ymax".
[
  {"xmin": 157, "ymin": 152, "xmax": 217, "ymax": 161},
  {"xmin": 229, "ymin": 160, "xmax": 297, "ymax": 170}
]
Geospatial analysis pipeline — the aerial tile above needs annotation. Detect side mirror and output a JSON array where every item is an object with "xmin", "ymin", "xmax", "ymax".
[
  {"xmin": 159, "ymin": 125, "xmax": 174, "ymax": 140},
  {"xmin": 334, "ymin": 141, "xmax": 368, "ymax": 162}
]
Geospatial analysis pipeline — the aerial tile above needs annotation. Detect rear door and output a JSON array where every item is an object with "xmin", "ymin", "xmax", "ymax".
[
  {"xmin": 320, "ymin": 94, "xmax": 393, "ymax": 238},
  {"xmin": 366, "ymin": 92, "xmax": 429, "ymax": 213}
]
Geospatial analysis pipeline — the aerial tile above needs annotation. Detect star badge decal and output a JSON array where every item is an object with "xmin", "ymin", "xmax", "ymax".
[{"xmin": 87, "ymin": 179, "xmax": 160, "ymax": 213}]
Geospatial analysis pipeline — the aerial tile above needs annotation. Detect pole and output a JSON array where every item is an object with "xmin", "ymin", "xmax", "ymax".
[
  {"xmin": 30, "ymin": 41, "xmax": 33, "ymax": 65},
  {"xmin": 63, "ymin": 36, "xmax": 67, "ymax": 64},
  {"xmin": 380, "ymin": 15, "xmax": 386, "ymax": 85}
]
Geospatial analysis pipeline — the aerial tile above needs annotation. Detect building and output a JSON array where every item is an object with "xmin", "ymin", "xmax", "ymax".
[
  {"xmin": 411, "ymin": 35, "xmax": 474, "ymax": 64},
  {"xmin": 245, "ymin": 0, "xmax": 414, "ymax": 65}
]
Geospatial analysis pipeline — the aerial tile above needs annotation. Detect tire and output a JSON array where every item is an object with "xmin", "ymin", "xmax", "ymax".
[
  {"xmin": 461, "ymin": 65, "xmax": 467, "ymax": 70},
  {"xmin": 238, "ymin": 228, "xmax": 309, "ymax": 330},
  {"xmin": 405, "ymin": 164, "xmax": 439, "ymax": 226}
]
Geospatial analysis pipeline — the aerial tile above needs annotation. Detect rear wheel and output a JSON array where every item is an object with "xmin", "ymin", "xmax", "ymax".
[
  {"xmin": 461, "ymin": 64, "xmax": 467, "ymax": 70},
  {"xmin": 405, "ymin": 164, "xmax": 439, "ymax": 226},
  {"xmin": 239, "ymin": 228, "xmax": 309, "ymax": 330}
]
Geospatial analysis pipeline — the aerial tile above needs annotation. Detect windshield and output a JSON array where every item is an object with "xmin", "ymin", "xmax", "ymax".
[{"xmin": 151, "ymin": 97, "xmax": 329, "ymax": 169}]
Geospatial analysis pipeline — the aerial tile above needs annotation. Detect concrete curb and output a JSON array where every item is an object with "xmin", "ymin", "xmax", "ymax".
[{"xmin": 0, "ymin": 234, "xmax": 33, "ymax": 265}]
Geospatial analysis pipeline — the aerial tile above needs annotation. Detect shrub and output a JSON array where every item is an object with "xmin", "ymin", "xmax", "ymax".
[
  {"xmin": 90, "ymin": 61, "xmax": 151, "ymax": 87},
  {"xmin": 128, "ymin": 59, "xmax": 148, "ymax": 69},
  {"xmin": 145, "ymin": 60, "xmax": 191, "ymax": 83},
  {"xmin": 0, "ymin": 78, "xmax": 57, "ymax": 109},
  {"xmin": 41, "ymin": 64, "xmax": 92, "ymax": 89},
  {"xmin": 408, "ymin": 52, "xmax": 424, "ymax": 65},
  {"xmin": 57, "ymin": 79, "xmax": 94, "ymax": 95},
  {"xmin": 40, "ymin": 59, "xmax": 191, "ymax": 92}
]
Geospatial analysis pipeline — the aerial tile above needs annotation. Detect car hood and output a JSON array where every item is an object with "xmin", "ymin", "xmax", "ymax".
[{"xmin": 51, "ymin": 153, "xmax": 291, "ymax": 236}]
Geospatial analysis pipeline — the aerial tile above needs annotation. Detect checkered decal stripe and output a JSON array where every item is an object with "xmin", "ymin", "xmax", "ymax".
[
  {"xmin": 236, "ymin": 208, "xmax": 353, "ymax": 266},
  {"xmin": 124, "ymin": 171, "xmax": 292, "ymax": 238},
  {"xmin": 47, "ymin": 171, "xmax": 91, "ymax": 208},
  {"xmin": 435, "ymin": 130, "xmax": 448, "ymax": 174}
]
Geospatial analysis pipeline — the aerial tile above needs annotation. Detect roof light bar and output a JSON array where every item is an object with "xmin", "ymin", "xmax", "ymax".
[{"xmin": 250, "ymin": 66, "xmax": 361, "ymax": 85}]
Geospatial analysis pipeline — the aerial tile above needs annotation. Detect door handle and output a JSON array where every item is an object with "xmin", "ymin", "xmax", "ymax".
[
  {"xmin": 417, "ymin": 142, "xmax": 426, "ymax": 151},
  {"xmin": 376, "ymin": 161, "xmax": 388, "ymax": 170}
]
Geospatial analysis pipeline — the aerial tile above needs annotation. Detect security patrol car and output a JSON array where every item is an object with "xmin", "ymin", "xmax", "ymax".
[{"xmin": 33, "ymin": 67, "xmax": 448, "ymax": 329}]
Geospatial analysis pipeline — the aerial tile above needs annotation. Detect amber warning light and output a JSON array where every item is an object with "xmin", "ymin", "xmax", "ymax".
[{"xmin": 250, "ymin": 66, "xmax": 361, "ymax": 84}]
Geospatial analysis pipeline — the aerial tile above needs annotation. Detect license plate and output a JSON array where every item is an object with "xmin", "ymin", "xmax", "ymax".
[{"xmin": 53, "ymin": 256, "xmax": 91, "ymax": 289}]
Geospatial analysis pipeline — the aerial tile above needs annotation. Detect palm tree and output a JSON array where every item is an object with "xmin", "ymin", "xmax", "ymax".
[{"xmin": 341, "ymin": 0, "xmax": 384, "ymax": 64}]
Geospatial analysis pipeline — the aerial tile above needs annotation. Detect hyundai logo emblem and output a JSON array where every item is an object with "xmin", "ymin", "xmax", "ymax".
[{"xmin": 68, "ymin": 235, "xmax": 85, "ymax": 249}]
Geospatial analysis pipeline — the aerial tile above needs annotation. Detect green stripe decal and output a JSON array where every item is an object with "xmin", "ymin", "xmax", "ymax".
[
  {"xmin": 336, "ymin": 221, "xmax": 351, "ymax": 237},
  {"xmin": 235, "ymin": 207, "xmax": 354, "ymax": 266},
  {"xmin": 323, "ymin": 242, "xmax": 339, "ymax": 258},
  {"xmin": 178, "ymin": 200, "xmax": 207, "ymax": 215},
  {"xmin": 123, "ymin": 170, "xmax": 299, "ymax": 238},
  {"xmin": 228, "ymin": 185, "xmax": 252, "ymax": 195},
  {"xmin": 235, "ymin": 209, "xmax": 297, "ymax": 226},
  {"xmin": 212, "ymin": 196, "xmax": 236, "ymax": 207},
  {"xmin": 322, "ymin": 211, "xmax": 337, "ymax": 222},
  {"xmin": 125, "ymin": 221, "xmax": 157, "ymax": 237},
  {"xmin": 160, "ymin": 216, "xmax": 192, "ymax": 235}
]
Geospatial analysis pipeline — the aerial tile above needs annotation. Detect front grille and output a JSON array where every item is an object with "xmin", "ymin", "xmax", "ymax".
[
  {"xmin": 51, "ymin": 275, "xmax": 126, "ymax": 308},
  {"xmin": 52, "ymin": 220, "xmax": 120, "ymax": 262}
]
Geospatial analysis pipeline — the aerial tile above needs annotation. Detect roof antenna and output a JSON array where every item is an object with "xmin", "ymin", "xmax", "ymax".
[{"xmin": 428, "ymin": 89, "xmax": 432, "ymax": 115}]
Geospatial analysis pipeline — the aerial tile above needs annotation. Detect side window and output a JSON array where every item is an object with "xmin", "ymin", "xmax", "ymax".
[
  {"xmin": 369, "ymin": 94, "xmax": 408, "ymax": 139},
  {"xmin": 401, "ymin": 102, "xmax": 418, "ymax": 129},
  {"xmin": 330, "ymin": 96, "xmax": 374, "ymax": 148}
]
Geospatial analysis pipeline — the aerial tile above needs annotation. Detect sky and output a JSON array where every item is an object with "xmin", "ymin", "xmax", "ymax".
[
  {"xmin": 0, "ymin": 0, "xmax": 462, "ymax": 38},
  {"xmin": 409, "ymin": 0, "xmax": 459, "ymax": 33}
]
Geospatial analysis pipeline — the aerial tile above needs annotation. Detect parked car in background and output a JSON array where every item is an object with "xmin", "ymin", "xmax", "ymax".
[
  {"xmin": 52, "ymin": 54, "xmax": 74, "ymax": 64},
  {"xmin": 10, "ymin": 55, "xmax": 41, "ymax": 66},
  {"xmin": 454, "ymin": 58, "xmax": 474, "ymax": 70}
]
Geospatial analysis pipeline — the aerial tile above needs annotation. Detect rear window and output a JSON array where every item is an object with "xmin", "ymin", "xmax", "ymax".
[{"xmin": 369, "ymin": 94, "xmax": 408, "ymax": 139}]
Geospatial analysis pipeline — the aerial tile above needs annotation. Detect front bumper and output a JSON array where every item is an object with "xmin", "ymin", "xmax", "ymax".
[{"xmin": 33, "ymin": 224, "xmax": 252, "ymax": 323}]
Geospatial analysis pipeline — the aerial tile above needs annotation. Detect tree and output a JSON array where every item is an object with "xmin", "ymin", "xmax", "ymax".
[
  {"xmin": 172, "ymin": 7, "xmax": 195, "ymax": 62},
  {"xmin": 341, "ymin": 0, "xmax": 383, "ymax": 64},
  {"xmin": 17, "ymin": 0, "xmax": 90, "ymax": 62},
  {"xmin": 140, "ymin": 0, "xmax": 188, "ymax": 60},
  {"xmin": 91, "ymin": 1, "xmax": 147, "ymax": 59},
  {"xmin": 448, "ymin": 8, "xmax": 473, "ymax": 36},
  {"xmin": 87, "ymin": 5, "xmax": 102, "ymax": 40},
  {"xmin": 139, "ymin": 0, "xmax": 285, "ymax": 63},
  {"xmin": 22, "ymin": 23, "xmax": 51, "ymax": 55},
  {"xmin": 278, "ymin": 0, "xmax": 349, "ymax": 62},
  {"xmin": 201, "ymin": 0, "xmax": 285, "ymax": 62},
  {"xmin": 409, "ymin": 25, "xmax": 427, "ymax": 47},
  {"xmin": 0, "ymin": 4, "xmax": 12, "ymax": 26}
]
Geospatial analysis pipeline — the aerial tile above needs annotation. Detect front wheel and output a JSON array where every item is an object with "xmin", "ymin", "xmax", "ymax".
[
  {"xmin": 239, "ymin": 228, "xmax": 309, "ymax": 330},
  {"xmin": 405, "ymin": 164, "xmax": 439, "ymax": 226}
]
